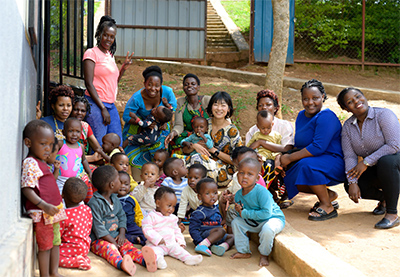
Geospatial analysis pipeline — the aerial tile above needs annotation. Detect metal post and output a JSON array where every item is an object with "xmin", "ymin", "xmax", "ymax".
[
  {"xmin": 66, "ymin": 0, "xmax": 70, "ymax": 76},
  {"xmin": 361, "ymin": 0, "xmax": 365, "ymax": 71},
  {"xmin": 44, "ymin": 0, "xmax": 51, "ymax": 116},
  {"xmin": 87, "ymin": 0, "xmax": 94, "ymax": 49},
  {"xmin": 59, "ymin": 0, "xmax": 63, "ymax": 85}
]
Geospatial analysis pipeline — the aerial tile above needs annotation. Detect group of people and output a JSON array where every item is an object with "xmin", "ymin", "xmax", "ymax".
[{"xmin": 22, "ymin": 15, "xmax": 399, "ymax": 277}]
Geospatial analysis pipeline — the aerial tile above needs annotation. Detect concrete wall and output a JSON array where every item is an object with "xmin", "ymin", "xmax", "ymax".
[{"xmin": 0, "ymin": 0, "xmax": 38, "ymax": 275}]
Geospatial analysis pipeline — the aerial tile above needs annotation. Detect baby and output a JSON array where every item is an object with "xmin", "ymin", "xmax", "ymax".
[
  {"xmin": 190, "ymin": 178, "xmax": 234, "ymax": 257},
  {"xmin": 59, "ymin": 177, "xmax": 92, "ymax": 270},
  {"xmin": 230, "ymin": 158, "xmax": 285, "ymax": 267},
  {"xmin": 142, "ymin": 186, "xmax": 203, "ymax": 270},
  {"xmin": 181, "ymin": 117, "xmax": 213, "ymax": 155},
  {"xmin": 153, "ymin": 149, "xmax": 169, "ymax": 187},
  {"xmin": 110, "ymin": 152, "xmax": 138, "ymax": 191},
  {"xmin": 102, "ymin": 132, "xmax": 123, "ymax": 163}
]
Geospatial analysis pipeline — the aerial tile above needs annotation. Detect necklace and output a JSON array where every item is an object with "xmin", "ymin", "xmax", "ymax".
[{"xmin": 53, "ymin": 116, "xmax": 65, "ymax": 140}]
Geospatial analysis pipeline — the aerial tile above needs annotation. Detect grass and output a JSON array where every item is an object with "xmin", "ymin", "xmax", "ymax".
[{"xmin": 221, "ymin": 1, "xmax": 251, "ymax": 34}]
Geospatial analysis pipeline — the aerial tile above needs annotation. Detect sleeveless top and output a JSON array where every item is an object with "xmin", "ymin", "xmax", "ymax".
[{"xmin": 57, "ymin": 141, "xmax": 83, "ymax": 178}]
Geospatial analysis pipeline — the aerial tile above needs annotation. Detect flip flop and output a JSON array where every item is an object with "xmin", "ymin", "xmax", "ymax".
[
  {"xmin": 142, "ymin": 246, "xmax": 157, "ymax": 272},
  {"xmin": 310, "ymin": 200, "xmax": 339, "ymax": 213},
  {"xmin": 279, "ymin": 199, "xmax": 294, "ymax": 209},
  {"xmin": 308, "ymin": 207, "xmax": 338, "ymax": 221}
]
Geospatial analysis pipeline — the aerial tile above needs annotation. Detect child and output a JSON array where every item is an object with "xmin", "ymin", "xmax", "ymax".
[
  {"xmin": 142, "ymin": 186, "xmax": 203, "ymax": 270},
  {"xmin": 110, "ymin": 153, "xmax": 138, "ymax": 191},
  {"xmin": 153, "ymin": 149, "xmax": 169, "ymax": 187},
  {"xmin": 123, "ymin": 105, "xmax": 173, "ymax": 147},
  {"xmin": 132, "ymin": 162, "xmax": 159, "ymax": 217},
  {"xmin": 56, "ymin": 117, "xmax": 92, "ymax": 194},
  {"xmin": 230, "ymin": 158, "xmax": 285, "ymax": 267},
  {"xmin": 21, "ymin": 120, "xmax": 67, "ymax": 277},
  {"xmin": 59, "ymin": 177, "xmax": 92, "ymax": 270},
  {"xmin": 189, "ymin": 178, "xmax": 234, "ymax": 257},
  {"xmin": 117, "ymin": 171, "xmax": 146, "ymax": 245},
  {"xmin": 181, "ymin": 117, "xmax": 213, "ymax": 155},
  {"xmin": 47, "ymin": 136, "xmax": 61, "ymax": 179},
  {"xmin": 102, "ymin": 132, "xmax": 123, "ymax": 163},
  {"xmin": 88, "ymin": 165, "xmax": 157, "ymax": 275},
  {"xmin": 161, "ymin": 157, "xmax": 188, "ymax": 213},
  {"xmin": 177, "ymin": 164, "xmax": 208, "ymax": 224}
]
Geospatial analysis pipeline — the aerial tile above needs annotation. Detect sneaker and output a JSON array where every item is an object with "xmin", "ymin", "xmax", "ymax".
[{"xmin": 194, "ymin": 244, "xmax": 211, "ymax": 256}]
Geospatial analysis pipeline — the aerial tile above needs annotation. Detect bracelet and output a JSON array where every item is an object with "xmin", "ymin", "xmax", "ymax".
[
  {"xmin": 213, "ymin": 150, "xmax": 220, "ymax": 158},
  {"xmin": 35, "ymin": 199, "xmax": 43, "ymax": 206}
]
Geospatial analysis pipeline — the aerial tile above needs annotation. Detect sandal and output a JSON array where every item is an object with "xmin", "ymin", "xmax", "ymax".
[
  {"xmin": 373, "ymin": 202, "xmax": 386, "ymax": 215},
  {"xmin": 310, "ymin": 200, "xmax": 339, "ymax": 213},
  {"xmin": 279, "ymin": 199, "xmax": 294, "ymax": 209},
  {"xmin": 308, "ymin": 207, "xmax": 338, "ymax": 221}
]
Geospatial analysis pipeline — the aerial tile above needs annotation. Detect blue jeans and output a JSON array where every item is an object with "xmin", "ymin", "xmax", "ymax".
[
  {"xmin": 232, "ymin": 216, "xmax": 285, "ymax": 256},
  {"xmin": 85, "ymin": 96, "xmax": 122, "ymax": 146}
]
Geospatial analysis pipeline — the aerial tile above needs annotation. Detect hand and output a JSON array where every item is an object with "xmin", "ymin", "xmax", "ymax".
[
  {"xmin": 118, "ymin": 146, "xmax": 125, "ymax": 154},
  {"xmin": 347, "ymin": 161, "xmax": 368, "ymax": 180},
  {"xmin": 143, "ymin": 179, "xmax": 155, "ymax": 188},
  {"xmin": 36, "ymin": 101, "xmax": 42, "ymax": 119},
  {"xmin": 234, "ymin": 203, "xmax": 242, "ymax": 216},
  {"xmin": 165, "ymin": 131, "xmax": 178, "ymax": 147},
  {"xmin": 116, "ymin": 234, "xmax": 126, "ymax": 247},
  {"xmin": 348, "ymin": 182, "xmax": 361, "ymax": 203},
  {"xmin": 160, "ymin": 123, "xmax": 168, "ymax": 131},
  {"xmin": 42, "ymin": 202, "xmax": 59, "ymax": 216},
  {"xmin": 129, "ymin": 112, "xmax": 138, "ymax": 124},
  {"xmin": 159, "ymin": 239, "xmax": 165, "ymax": 245},
  {"xmin": 161, "ymin": 97, "xmax": 171, "ymax": 109},
  {"xmin": 280, "ymin": 154, "xmax": 291, "ymax": 168},
  {"xmin": 179, "ymin": 223, "xmax": 186, "ymax": 233},
  {"xmin": 53, "ymin": 160, "xmax": 61, "ymax": 170},
  {"xmin": 249, "ymin": 140, "xmax": 261, "ymax": 149},
  {"xmin": 92, "ymin": 151, "xmax": 103, "ymax": 162},
  {"xmin": 180, "ymin": 244, "xmax": 186, "ymax": 249},
  {"xmin": 122, "ymin": 51, "xmax": 134, "ymax": 70},
  {"xmin": 192, "ymin": 143, "xmax": 210, "ymax": 157},
  {"xmin": 101, "ymin": 107, "xmax": 111, "ymax": 125},
  {"xmin": 196, "ymin": 139, "xmax": 208, "ymax": 149}
]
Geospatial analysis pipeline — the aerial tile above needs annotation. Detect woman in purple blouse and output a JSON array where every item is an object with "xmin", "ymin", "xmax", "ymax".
[{"xmin": 337, "ymin": 87, "xmax": 400, "ymax": 229}]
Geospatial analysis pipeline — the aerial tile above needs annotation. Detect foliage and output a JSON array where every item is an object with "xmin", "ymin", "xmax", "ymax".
[{"xmin": 221, "ymin": 1, "xmax": 251, "ymax": 34}]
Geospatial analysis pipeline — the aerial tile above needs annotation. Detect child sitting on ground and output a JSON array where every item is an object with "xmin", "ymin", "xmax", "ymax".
[
  {"xmin": 189, "ymin": 178, "xmax": 234, "ymax": 257},
  {"xmin": 153, "ymin": 149, "xmax": 169, "ymax": 187},
  {"xmin": 102, "ymin": 133, "xmax": 123, "ymax": 163},
  {"xmin": 59, "ymin": 177, "xmax": 92, "ymax": 270},
  {"xmin": 132, "ymin": 162, "xmax": 159, "ymax": 217},
  {"xmin": 117, "ymin": 171, "xmax": 146, "ymax": 246},
  {"xmin": 161, "ymin": 157, "xmax": 188, "ymax": 214},
  {"xmin": 230, "ymin": 158, "xmax": 285, "ymax": 267},
  {"xmin": 177, "ymin": 164, "xmax": 208, "ymax": 224},
  {"xmin": 142, "ymin": 186, "xmax": 203, "ymax": 270},
  {"xmin": 21, "ymin": 120, "xmax": 68, "ymax": 277},
  {"xmin": 180, "ymin": 117, "xmax": 213, "ymax": 155},
  {"xmin": 110, "ymin": 152, "xmax": 138, "ymax": 191},
  {"xmin": 88, "ymin": 165, "xmax": 157, "ymax": 275},
  {"xmin": 46, "ymin": 136, "xmax": 61, "ymax": 179}
]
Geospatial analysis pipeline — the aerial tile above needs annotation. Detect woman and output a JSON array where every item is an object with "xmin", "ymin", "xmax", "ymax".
[
  {"xmin": 188, "ymin": 91, "xmax": 243, "ymax": 187},
  {"xmin": 122, "ymin": 65, "xmax": 177, "ymax": 174},
  {"xmin": 165, "ymin": 73, "xmax": 211, "ymax": 154},
  {"xmin": 83, "ymin": 15, "xmax": 134, "ymax": 146},
  {"xmin": 337, "ymin": 87, "xmax": 400, "ymax": 229},
  {"xmin": 41, "ymin": 85, "xmax": 74, "ymax": 140},
  {"xmin": 278, "ymin": 79, "xmax": 345, "ymax": 221}
]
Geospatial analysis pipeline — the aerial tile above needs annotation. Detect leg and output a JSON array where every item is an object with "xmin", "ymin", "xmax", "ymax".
[
  {"xmin": 168, "ymin": 243, "xmax": 203, "ymax": 265},
  {"xmin": 298, "ymin": 184, "xmax": 335, "ymax": 216},
  {"xmin": 258, "ymin": 218, "xmax": 285, "ymax": 266},
  {"xmin": 85, "ymin": 96, "xmax": 107, "ymax": 146},
  {"xmin": 230, "ymin": 217, "xmax": 253, "ymax": 258},
  {"xmin": 118, "ymin": 240, "xmax": 144, "ymax": 265},
  {"xmin": 59, "ymin": 253, "xmax": 91, "ymax": 270},
  {"xmin": 49, "ymin": 246, "xmax": 62, "ymax": 276},
  {"xmin": 107, "ymin": 103, "xmax": 123, "ymax": 146},
  {"xmin": 34, "ymin": 220, "xmax": 55, "ymax": 277},
  {"xmin": 206, "ymin": 227, "xmax": 226, "ymax": 244},
  {"xmin": 90, "ymin": 240, "xmax": 123, "ymax": 269}
]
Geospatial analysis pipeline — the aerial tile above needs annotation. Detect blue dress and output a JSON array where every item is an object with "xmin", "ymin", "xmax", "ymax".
[{"xmin": 284, "ymin": 109, "xmax": 346, "ymax": 199}]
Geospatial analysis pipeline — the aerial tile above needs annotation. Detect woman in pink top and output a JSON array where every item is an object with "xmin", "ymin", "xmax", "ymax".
[{"xmin": 83, "ymin": 15, "xmax": 134, "ymax": 146}]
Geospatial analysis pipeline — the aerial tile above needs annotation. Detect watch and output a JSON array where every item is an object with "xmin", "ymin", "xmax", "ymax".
[
  {"xmin": 212, "ymin": 150, "xmax": 220, "ymax": 158},
  {"xmin": 363, "ymin": 159, "xmax": 371, "ymax": 167}
]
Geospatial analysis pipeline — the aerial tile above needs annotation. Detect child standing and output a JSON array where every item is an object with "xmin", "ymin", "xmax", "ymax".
[
  {"xmin": 142, "ymin": 186, "xmax": 203, "ymax": 270},
  {"xmin": 46, "ymin": 137, "xmax": 61, "ymax": 179},
  {"xmin": 180, "ymin": 117, "xmax": 213, "ymax": 155},
  {"xmin": 117, "ymin": 171, "xmax": 146, "ymax": 245},
  {"xmin": 59, "ymin": 177, "xmax": 92, "ymax": 270},
  {"xmin": 110, "ymin": 153, "xmax": 138, "ymax": 191},
  {"xmin": 21, "ymin": 120, "xmax": 67, "ymax": 277},
  {"xmin": 153, "ymin": 149, "xmax": 169, "ymax": 187},
  {"xmin": 132, "ymin": 162, "xmax": 159, "ymax": 217},
  {"xmin": 189, "ymin": 178, "xmax": 234, "ymax": 257},
  {"xmin": 88, "ymin": 165, "xmax": 157, "ymax": 275},
  {"xmin": 230, "ymin": 158, "xmax": 285, "ymax": 267}
]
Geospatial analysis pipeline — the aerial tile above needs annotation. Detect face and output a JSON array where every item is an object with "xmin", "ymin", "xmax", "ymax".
[
  {"xmin": 117, "ymin": 174, "xmax": 131, "ymax": 197},
  {"xmin": 183, "ymin": 77, "xmax": 200, "ymax": 97},
  {"xmin": 153, "ymin": 152, "xmax": 167, "ymax": 170},
  {"xmin": 302, "ymin": 87, "xmax": 324, "ymax": 117},
  {"xmin": 47, "ymin": 144, "xmax": 60, "ymax": 164},
  {"xmin": 52, "ymin": 96, "xmax": 72, "ymax": 122},
  {"xmin": 71, "ymin": 102, "xmax": 87, "ymax": 121},
  {"xmin": 99, "ymin": 26, "xmax": 116, "ymax": 51},
  {"xmin": 257, "ymin": 115, "xmax": 274, "ymax": 136},
  {"xmin": 237, "ymin": 163, "xmax": 259, "ymax": 191},
  {"xmin": 141, "ymin": 164, "xmax": 159, "ymax": 185},
  {"xmin": 151, "ymin": 106, "xmax": 166, "ymax": 121},
  {"xmin": 174, "ymin": 159, "xmax": 188, "ymax": 178},
  {"xmin": 112, "ymin": 155, "xmax": 130, "ymax": 172},
  {"xmin": 198, "ymin": 182, "xmax": 218, "ymax": 207},
  {"xmin": 111, "ymin": 172, "xmax": 122, "ymax": 194},
  {"xmin": 63, "ymin": 120, "xmax": 81, "ymax": 144},
  {"xmin": 188, "ymin": 168, "xmax": 204, "ymax": 191},
  {"xmin": 102, "ymin": 136, "xmax": 115, "ymax": 154},
  {"xmin": 144, "ymin": 76, "xmax": 162, "ymax": 98},
  {"xmin": 257, "ymin": 97, "xmax": 277, "ymax": 115},
  {"xmin": 233, "ymin": 152, "xmax": 257, "ymax": 169},
  {"xmin": 192, "ymin": 118, "xmax": 208, "ymax": 134},
  {"xmin": 211, "ymin": 100, "xmax": 229, "ymax": 119},
  {"xmin": 25, "ymin": 127, "xmax": 55, "ymax": 161},
  {"xmin": 343, "ymin": 90, "xmax": 368, "ymax": 117},
  {"xmin": 156, "ymin": 193, "xmax": 177, "ymax": 216}
]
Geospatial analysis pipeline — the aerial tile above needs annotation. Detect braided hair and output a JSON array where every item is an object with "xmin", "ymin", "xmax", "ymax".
[
  {"xmin": 300, "ymin": 79, "xmax": 327, "ymax": 102},
  {"xmin": 73, "ymin": 95, "xmax": 91, "ymax": 115},
  {"xmin": 95, "ymin": 15, "xmax": 117, "ymax": 56},
  {"xmin": 256, "ymin": 89, "xmax": 279, "ymax": 115}
]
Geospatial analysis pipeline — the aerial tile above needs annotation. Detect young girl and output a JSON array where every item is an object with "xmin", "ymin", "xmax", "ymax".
[
  {"xmin": 46, "ymin": 137, "xmax": 61, "ymax": 179},
  {"xmin": 21, "ymin": 120, "xmax": 68, "ymax": 277},
  {"xmin": 142, "ymin": 186, "xmax": 203, "ymax": 270},
  {"xmin": 153, "ymin": 149, "xmax": 169, "ymax": 187}
]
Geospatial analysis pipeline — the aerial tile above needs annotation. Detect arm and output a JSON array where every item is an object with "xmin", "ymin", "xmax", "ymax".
[
  {"xmin": 237, "ymin": 190, "xmax": 273, "ymax": 221},
  {"xmin": 177, "ymin": 187, "xmax": 190, "ymax": 220},
  {"xmin": 87, "ymin": 200, "xmax": 112, "ymax": 241},
  {"xmin": 131, "ymin": 196, "xmax": 143, "ymax": 227},
  {"xmin": 22, "ymin": 188, "xmax": 59, "ymax": 216},
  {"xmin": 122, "ymin": 93, "xmax": 142, "ymax": 126},
  {"xmin": 132, "ymin": 184, "xmax": 146, "ymax": 202},
  {"xmin": 173, "ymin": 217, "xmax": 186, "ymax": 246},
  {"xmin": 188, "ymin": 210, "xmax": 204, "ymax": 244},
  {"xmin": 118, "ymin": 51, "xmax": 134, "ymax": 83},
  {"xmin": 81, "ymin": 144, "xmax": 92, "ymax": 179},
  {"xmin": 87, "ymin": 133, "xmax": 109, "ymax": 161},
  {"xmin": 53, "ymin": 160, "xmax": 60, "ymax": 179}
]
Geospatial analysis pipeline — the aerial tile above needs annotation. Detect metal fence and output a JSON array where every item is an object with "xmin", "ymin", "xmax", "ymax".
[{"xmin": 294, "ymin": 0, "xmax": 400, "ymax": 67}]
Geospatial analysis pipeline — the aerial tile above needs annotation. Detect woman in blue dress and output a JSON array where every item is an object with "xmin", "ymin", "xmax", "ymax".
[{"xmin": 278, "ymin": 79, "xmax": 345, "ymax": 221}]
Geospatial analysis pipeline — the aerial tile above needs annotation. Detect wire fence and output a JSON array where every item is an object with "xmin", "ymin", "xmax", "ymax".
[{"xmin": 294, "ymin": 0, "xmax": 400, "ymax": 66}]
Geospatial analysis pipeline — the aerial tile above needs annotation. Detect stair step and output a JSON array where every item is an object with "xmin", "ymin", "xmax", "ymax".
[{"xmin": 206, "ymin": 47, "xmax": 238, "ymax": 52}]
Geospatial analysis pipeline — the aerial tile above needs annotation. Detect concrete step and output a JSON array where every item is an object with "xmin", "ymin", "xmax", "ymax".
[
  {"xmin": 207, "ymin": 46, "xmax": 238, "ymax": 52},
  {"xmin": 207, "ymin": 30, "xmax": 230, "ymax": 34}
]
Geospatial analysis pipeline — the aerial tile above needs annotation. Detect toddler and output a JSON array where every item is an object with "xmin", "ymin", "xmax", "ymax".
[
  {"xmin": 21, "ymin": 120, "xmax": 67, "ymax": 277},
  {"xmin": 230, "ymin": 158, "xmax": 285, "ymax": 267},
  {"xmin": 161, "ymin": 157, "xmax": 188, "ymax": 213},
  {"xmin": 132, "ymin": 162, "xmax": 159, "ymax": 217},
  {"xmin": 59, "ymin": 177, "xmax": 92, "ymax": 270},
  {"xmin": 153, "ymin": 149, "xmax": 169, "ymax": 187},
  {"xmin": 117, "ymin": 171, "xmax": 146, "ymax": 245},
  {"xmin": 181, "ymin": 117, "xmax": 213, "ymax": 155},
  {"xmin": 142, "ymin": 186, "xmax": 203, "ymax": 270},
  {"xmin": 110, "ymin": 152, "xmax": 138, "ymax": 191},
  {"xmin": 88, "ymin": 165, "xmax": 157, "ymax": 275},
  {"xmin": 47, "ymin": 136, "xmax": 61, "ymax": 179},
  {"xmin": 177, "ymin": 164, "xmax": 208, "ymax": 224},
  {"xmin": 190, "ymin": 178, "xmax": 234, "ymax": 257},
  {"xmin": 102, "ymin": 132, "xmax": 123, "ymax": 163}
]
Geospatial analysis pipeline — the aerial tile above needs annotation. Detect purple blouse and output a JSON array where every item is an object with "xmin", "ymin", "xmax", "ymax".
[{"xmin": 341, "ymin": 107, "xmax": 400, "ymax": 183}]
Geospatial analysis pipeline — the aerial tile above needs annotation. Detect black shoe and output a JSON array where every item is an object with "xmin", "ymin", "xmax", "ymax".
[
  {"xmin": 374, "ymin": 217, "xmax": 400, "ymax": 229},
  {"xmin": 372, "ymin": 202, "xmax": 386, "ymax": 215}
]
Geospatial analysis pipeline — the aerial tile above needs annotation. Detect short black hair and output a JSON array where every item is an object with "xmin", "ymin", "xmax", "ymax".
[
  {"xmin": 300, "ymin": 79, "xmax": 327, "ymax": 102},
  {"xmin": 192, "ymin": 116, "xmax": 208, "ymax": 128},
  {"xmin": 189, "ymin": 164, "xmax": 207, "ymax": 178},
  {"xmin": 62, "ymin": 177, "xmax": 88, "ymax": 203},
  {"xmin": 257, "ymin": 110, "xmax": 273, "ymax": 121},
  {"xmin": 73, "ymin": 95, "xmax": 91, "ymax": 115},
  {"xmin": 142, "ymin": 65, "xmax": 163, "ymax": 83},
  {"xmin": 63, "ymin": 117, "xmax": 81, "ymax": 131},
  {"xmin": 231, "ymin": 146, "xmax": 256, "ymax": 161},
  {"xmin": 163, "ymin": 157, "xmax": 180, "ymax": 176},
  {"xmin": 207, "ymin": 91, "xmax": 234, "ymax": 118},
  {"xmin": 196, "ymin": 177, "xmax": 216, "ymax": 193},
  {"xmin": 239, "ymin": 157, "xmax": 261, "ymax": 172},
  {"xmin": 158, "ymin": 106, "xmax": 173, "ymax": 124},
  {"xmin": 154, "ymin": 148, "xmax": 169, "ymax": 157},
  {"xmin": 52, "ymin": 137, "xmax": 59, "ymax": 153},
  {"xmin": 154, "ymin": 186, "xmax": 176, "ymax": 201},
  {"xmin": 110, "ymin": 152, "xmax": 128, "ymax": 164},
  {"xmin": 337, "ymin": 87, "xmax": 364, "ymax": 110},
  {"xmin": 183, "ymin": 73, "xmax": 200, "ymax": 86},
  {"xmin": 23, "ymin": 119, "xmax": 53, "ymax": 140},
  {"xmin": 118, "ymin": 170, "xmax": 130, "ymax": 180},
  {"xmin": 103, "ymin": 133, "xmax": 121, "ymax": 147},
  {"xmin": 142, "ymin": 161, "xmax": 160, "ymax": 173},
  {"xmin": 92, "ymin": 165, "xmax": 118, "ymax": 193}
]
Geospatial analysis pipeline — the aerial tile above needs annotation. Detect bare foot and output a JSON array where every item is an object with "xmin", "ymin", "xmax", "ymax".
[
  {"xmin": 50, "ymin": 273, "xmax": 64, "ymax": 277},
  {"xmin": 121, "ymin": 255, "xmax": 136, "ymax": 276},
  {"xmin": 230, "ymin": 252, "xmax": 251, "ymax": 259},
  {"xmin": 259, "ymin": 255, "xmax": 269, "ymax": 266}
]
